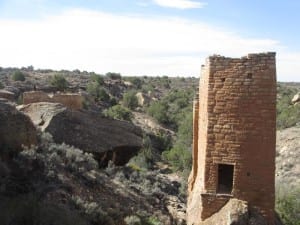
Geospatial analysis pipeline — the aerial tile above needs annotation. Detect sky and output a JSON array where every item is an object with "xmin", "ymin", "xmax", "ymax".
[{"xmin": 0, "ymin": 0, "xmax": 299, "ymax": 81}]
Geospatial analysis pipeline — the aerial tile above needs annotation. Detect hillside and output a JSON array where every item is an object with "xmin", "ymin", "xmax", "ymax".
[{"xmin": 0, "ymin": 67, "xmax": 299, "ymax": 224}]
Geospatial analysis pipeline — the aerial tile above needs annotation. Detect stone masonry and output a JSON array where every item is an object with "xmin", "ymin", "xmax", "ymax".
[
  {"xmin": 187, "ymin": 53, "xmax": 277, "ymax": 225},
  {"xmin": 23, "ymin": 91, "xmax": 84, "ymax": 110}
]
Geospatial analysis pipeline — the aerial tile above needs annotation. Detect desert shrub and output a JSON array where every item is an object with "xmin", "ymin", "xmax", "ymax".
[
  {"xmin": 147, "ymin": 101, "xmax": 169, "ymax": 124},
  {"xmin": 146, "ymin": 88, "xmax": 194, "ymax": 128},
  {"xmin": 127, "ymin": 77, "xmax": 143, "ymax": 89},
  {"xmin": 0, "ymin": 195, "xmax": 88, "ymax": 225},
  {"xmin": 175, "ymin": 110, "xmax": 193, "ymax": 147},
  {"xmin": 128, "ymin": 150, "xmax": 151, "ymax": 171},
  {"xmin": 122, "ymin": 90, "xmax": 138, "ymax": 110},
  {"xmin": 277, "ymin": 104, "xmax": 300, "ymax": 129},
  {"xmin": 162, "ymin": 144, "xmax": 191, "ymax": 171},
  {"xmin": 128, "ymin": 136, "xmax": 156, "ymax": 170},
  {"xmin": 276, "ymin": 186, "xmax": 300, "ymax": 225},
  {"xmin": 152, "ymin": 132, "xmax": 172, "ymax": 152},
  {"xmin": 104, "ymin": 105, "xmax": 133, "ymax": 121},
  {"xmin": 87, "ymin": 82, "xmax": 110, "ymax": 102},
  {"xmin": 124, "ymin": 214, "xmax": 162, "ymax": 225},
  {"xmin": 141, "ymin": 84, "xmax": 155, "ymax": 93},
  {"xmin": 161, "ymin": 76, "xmax": 170, "ymax": 88},
  {"xmin": 50, "ymin": 74, "xmax": 68, "ymax": 91},
  {"xmin": 97, "ymin": 87, "xmax": 110, "ymax": 102},
  {"xmin": 106, "ymin": 72, "xmax": 121, "ymax": 80},
  {"xmin": 71, "ymin": 196, "xmax": 115, "ymax": 225},
  {"xmin": 146, "ymin": 216, "xmax": 162, "ymax": 225},
  {"xmin": 12, "ymin": 70, "xmax": 25, "ymax": 81},
  {"xmin": 90, "ymin": 74, "xmax": 104, "ymax": 85},
  {"xmin": 110, "ymin": 97, "xmax": 118, "ymax": 106},
  {"xmin": 20, "ymin": 133, "xmax": 98, "ymax": 176},
  {"xmin": 162, "ymin": 109, "xmax": 192, "ymax": 190},
  {"xmin": 277, "ymin": 84, "xmax": 300, "ymax": 129},
  {"xmin": 125, "ymin": 215, "xmax": 141, "ymax": 225}
]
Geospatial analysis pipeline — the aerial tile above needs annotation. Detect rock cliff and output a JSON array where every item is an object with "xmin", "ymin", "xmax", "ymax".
[
  {"xmin": 0, "ymin": 102, "xmax": 37, "ymax": 156},
  {"xmin": 19, "ymin": 102, "xmax": 143, "ymax": 166}
]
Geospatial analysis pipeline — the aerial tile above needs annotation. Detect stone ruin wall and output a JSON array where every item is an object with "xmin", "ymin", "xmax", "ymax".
[
  {"xmin": 23, "ymin": 91, "xmax": 84, "ymax": 110},
  {"xmin": 187, "ymin": 53, "xmax": 276, "ymax": 225}
]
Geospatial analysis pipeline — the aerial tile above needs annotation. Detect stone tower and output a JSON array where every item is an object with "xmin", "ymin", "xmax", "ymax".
[{"xmin": 187, "ymin": 53, "xmax": 277, "ymax": 225}]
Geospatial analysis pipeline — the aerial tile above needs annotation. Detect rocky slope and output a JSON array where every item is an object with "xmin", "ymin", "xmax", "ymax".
[
  {"xmin": 276, "ymin": 126, "xmax": 300, "ymax": 187},
  {"xmin": 0, "ymin": 127, "xmax": 185, "ymax": 225}
]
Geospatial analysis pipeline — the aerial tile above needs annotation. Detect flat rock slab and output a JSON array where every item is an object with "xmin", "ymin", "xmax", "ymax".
[{"xmin": 19, "ymin": 102, "xmax": 143, "ymax": 166}]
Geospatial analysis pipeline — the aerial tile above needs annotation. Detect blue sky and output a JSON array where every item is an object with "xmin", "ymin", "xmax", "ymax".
[{"xmin": 0, "ymin": 0, "xmax": 299, "ymax": 81}]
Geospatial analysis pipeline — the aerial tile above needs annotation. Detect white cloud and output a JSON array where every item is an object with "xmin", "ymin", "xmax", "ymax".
[
  {"xmin": 153, "ymin": 0, "xmax": 206, "ymax": 9},
  {"xmin": 0, "ymin": 9, "xmax": 297, "ymax": 81}
]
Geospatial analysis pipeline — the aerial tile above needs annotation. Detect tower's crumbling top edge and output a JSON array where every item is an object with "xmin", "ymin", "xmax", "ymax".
[{"xmin": 207, "ymin": 52, "xmax": 276, "ymax": 61}]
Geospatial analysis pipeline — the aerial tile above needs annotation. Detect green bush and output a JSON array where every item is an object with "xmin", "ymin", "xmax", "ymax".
[
  {"xmin": 277, "ymin": 84, "xmax": 300, "ymax": 129},
  {"xmin": 127, "ymin": 77, "xmax": 143, "ymax": 89},
  {"xmin": 276, "ymin": 186, "xmax": 300, "ymax": 225},
  {"xmin": 146, "ymin": 89, "xmax": 194, "ymax": 128},
  {"xmin": 122, "ymin": 91, "xmax": 138, "ymax": 110},
  {"xmin": 104, "ymin": 105, "xmax": 133, "ymax": 121},
  {"xmin": 90, "ymin": 74, "xmax": 104, "ymax": 85},
  {"xmin": 162, "ymin": 109, "xmax": 192, "ymax": 174},
  {"xmin": 124, "ymin": 215, "xmax": 162, "ymax": 225},
  {"xmin": 50, "ymin": 74, "xmax": 68, "ymax": 91},
  {"xmin": 110, "ymin": 97, "xmax": 118, "ymax": 106},
  {"xmin": 162, "ymin": 144, "xmax": 192, "ymax": 171},
  {"xmin": 147, "ymin": 101, "xmax": 169, "ymax": 124},
  {"xmin": 128, "ymin": 136, "xmax": 155, "ymax": 170},
  {"xmin": 86, "ymin": 82, "xmax": 110, "ymax": 102},
  {"xmin": 106, "ymin": 72, "xmax": 121, "ymax": 80},
  {"xmin": 141, "ymin": 84, "xmax": 155, "ymax": 93},
  {"xmin": 161, "ymin": 76, "xmax": 170, "ymax": 88},
  {"xmin": 124, "ymin": 215, "xmax": 141, "ymax": 225},
  {"xmin": 0, "ymin": 81, "xmax": 3, "ymax": 89},
  {"xmin": 277, "ymin": 104, "xmax": 300, "ymax": 129},
  {"xmin": 12, "ymin": 70, "xmax": 25, "ymax": 81}
]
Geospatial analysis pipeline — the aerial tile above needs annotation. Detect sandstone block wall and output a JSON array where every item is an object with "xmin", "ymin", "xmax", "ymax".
[
  {"xmin": 187, "ymin": 53, "xmax": 276, "ymax": 225},
  {"xmin": 23, "ymin": 91, "xmax": 83, "ymax": 110}
]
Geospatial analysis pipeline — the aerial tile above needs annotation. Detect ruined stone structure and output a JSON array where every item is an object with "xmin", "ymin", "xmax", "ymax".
[
  {"xmin": 187, "ymin": 53, "xmax": 277, "ymax": 225},
  {"xmin": 23, "ymin": 91, "xmax": 84, "ymax": 110}
]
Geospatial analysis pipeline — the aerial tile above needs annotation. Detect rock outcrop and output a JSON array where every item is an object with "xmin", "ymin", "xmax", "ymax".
[
  {"xmin": 276, "ymin": 126, "xmax": 300, "ymax": 187},
  {"xmin": 19, "ymin": 102, "xmax": 143, "ymax": 166},
  {"xmin": 0, "ymin": 102, "xmax": 37, "ymax": 156},
  {"xmin": 136, "ymin": 92, "xmax": 150, "ymax": 106},
  {"xmin": 191, "ymin": 198, "xmax": 284, "ymax": 225},
  {"xmin": 291, "ymin": 92, "xmax": 300, "ymax": 105},
  {"xmin": 0, "ymin": 90, "xmax": 15, "ymax": 101}
]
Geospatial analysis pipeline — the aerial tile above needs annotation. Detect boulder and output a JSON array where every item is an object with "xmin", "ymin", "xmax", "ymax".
[
  {"xmin": 19, "ymin": 102, "xmax": 143, "ymax": 166},
  {"xmin": 0, "ymin": 102, "xmax": 37, "ymax": 156},
  {"xmin": 136, "ymin": 92, "xmax": 150, "ymax": 107},
  {"xmin": 291, "ymin": 92, "xmax": 300, "ymax": 104},
  {"xmin": 0, "ymin": 90, "xmax": 15, "ymax": 101}
]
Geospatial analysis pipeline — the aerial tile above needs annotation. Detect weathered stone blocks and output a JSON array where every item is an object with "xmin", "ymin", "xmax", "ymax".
[{"xmin": 187, "ymin": 53, "xmax": 276, "ymax": 225}]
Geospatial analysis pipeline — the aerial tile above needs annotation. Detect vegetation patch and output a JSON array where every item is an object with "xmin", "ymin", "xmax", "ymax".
[{"xmin": 12, "ymin": 70, "xmax": 26, "ymax": 81}]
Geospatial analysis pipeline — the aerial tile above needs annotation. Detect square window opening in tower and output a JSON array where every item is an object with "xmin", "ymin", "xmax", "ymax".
[{"xmin": 217, "ymin": 164, "xmax": 234, "ymax": 194}]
